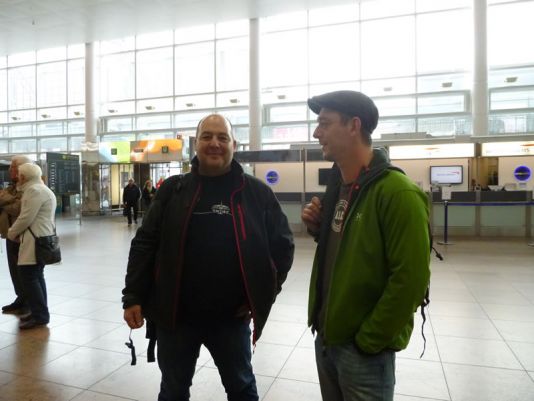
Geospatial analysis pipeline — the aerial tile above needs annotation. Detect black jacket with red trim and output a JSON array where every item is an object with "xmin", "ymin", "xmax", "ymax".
[{"xmin": 122, "ymin": 158, "xmax": 295, "ymax": 342}]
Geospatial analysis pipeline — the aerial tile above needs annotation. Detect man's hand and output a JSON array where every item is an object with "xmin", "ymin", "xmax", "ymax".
[
  {"xmin": 124, "ymin": 305, "xmax": 144, "ymax": 329},
  {"xmin": 301, "ymin": 196, "xmax": 322, "ymax": 234}
]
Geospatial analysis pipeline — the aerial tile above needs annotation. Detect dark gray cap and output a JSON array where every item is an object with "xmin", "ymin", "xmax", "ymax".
[{"xmin": 307, "ymin": 90, "xmax": 379, "ymax": 134}]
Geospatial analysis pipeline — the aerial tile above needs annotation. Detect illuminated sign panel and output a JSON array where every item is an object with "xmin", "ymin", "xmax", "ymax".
[
  {"xmin": 389, "ymin": 143, "xmax": 474, "ymax": 159},
  {"xmin": 482, "ymin": 141, "xmax": 534, "ymax": 156}
]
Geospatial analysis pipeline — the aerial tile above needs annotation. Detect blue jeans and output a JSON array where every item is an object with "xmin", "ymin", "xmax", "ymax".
[
  {"xmin": 19, "ymin": 264, "xmax": 49, "ymax": 323},
  {"xmin": 156, "ymin": 318, "xmax": 258, "ymax": 401},
  {"xmin": 314, "ymin": 335, "xmax": 395, "ymax": 401}
]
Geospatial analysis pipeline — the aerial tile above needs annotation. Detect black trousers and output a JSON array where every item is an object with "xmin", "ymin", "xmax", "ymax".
[
  {"xmin": 125, "ymin": 202, "xmax": 139, "ymax": 224},
  {"xmin": 6, "ymin": 239, "xmax": 26, "ymax": 306}
]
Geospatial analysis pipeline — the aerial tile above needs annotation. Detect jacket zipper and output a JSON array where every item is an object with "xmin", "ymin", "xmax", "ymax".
[
  {"xmin": 230, "ymin": 177, "xmax": 258, "ymax": 344},
  {"xmin": 171, "ymin": 182, "xmax": 202, "ymax": 329},
  {"xmin": 237, "ymin": 204, "xmax": 247, "ymax": 240}
]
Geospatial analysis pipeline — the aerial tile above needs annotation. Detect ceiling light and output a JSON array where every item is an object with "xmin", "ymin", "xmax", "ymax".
[
  {"xmin": 41, "ymin": 114, "xmax": 50, "ymax": 119},
  {"xmin": 229, "ymin": 98, "xmax": 239, "ymax": 104},
  {"xmin": 11, "ymin": 116, "xmax": 20, "ymax": 121},
  {"xmin": 441, "ymin": 82, "xmax": 453, "ymax": 88},
  {"xmin": 107, "ymin": 109, "xmax": 117, "ymax": 113},
  {"xmin": 277, "ymin": 94, "xmax": 286, "ymax": 100},
  {"xmin": 383, "ymin": 87, "xmax": 392, "ymax": 92},
  {"xmin": 145, "ymin": 105, "xmax": 155, "ymax": 110},
  {"xmin": 505, "ymin": 76, "xmax": 517, "ymax": 83},
  {"xmin": 73, "ymin": 111, "xmax": 82, "ymax": 116}
]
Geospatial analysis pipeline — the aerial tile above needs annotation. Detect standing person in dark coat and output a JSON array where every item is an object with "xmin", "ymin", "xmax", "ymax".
[
  {"xmin": 122, "ymin": 178, "xmax": 141, "ymax": 225},
  {"xmin": 122, "ymin": 114, "xmax": 294, "ymax": 401},
  {"xmin": 141, "ymin": 179, "xmax": 157, "ymax": 211}
]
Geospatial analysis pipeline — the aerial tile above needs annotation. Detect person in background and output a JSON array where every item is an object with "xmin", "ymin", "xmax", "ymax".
[
  {"xmin": 302, "ymin": 90, "xmax": 431, "ymax": 401},
  {"xmin": 141, "ymin": 179, "xmax": 157, "ymax": 211},
  {"xmin": 0, "ymin": 155, "xmax": 32, "ymax": 316},
  {"xmin": 7, "ymin": 163, "xmax": 56, "ymax": 330},
  {"xmin": 122, "ymin": 178, "xmax": 141, "ymax": 225},
  {"xmin": 122, "ymin": 114, "xmax": 294, "ymax": 401}
]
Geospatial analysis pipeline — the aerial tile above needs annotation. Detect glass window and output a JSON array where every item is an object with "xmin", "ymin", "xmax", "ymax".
[
  {"xmin": 0, "ymin": 112, "xmax": 6, "ymax": 124},
  {"xmin": 374, "ymin": 96, "xmax": 416, "ymax": 116},
  {"xmin": 68, "ymin": 59, "xmax": 85, "ymax": 104},
  {"xmin": 416, "ymin": 0, "xmax": 470, "ymax": 12},
  {"xmin": 375, "ymin": 118, "xmax": 416, "ymax": 135},
  {"xmin": 136, "ymin": 114, "xmax": 172, "ymax": 130},
  {"xmin": 8, "ymin": 66, "xmax": 36, "ymax": 109},
  {"xmin": 262, "ymin": 30, "xmax": 307, "ymax": 87},
  {"xmin": 137, "ymin": 131, "xmax": 175, "ymax": 140},
  {"xmin": 491, "ymin": 89, "xmax": 534, "ymax": 110},
  {"xmin": 37, "ymin": 62, "xmax": 67, "ymax": 107},
  {"xmin": 100, "ymin": 37, "xmax": 135, "ymax": 54},
  {"xmin": 175, "ymin": 24, "xmax": 215, "ymax": 44},
  {"xmin": 69, "ymin": 136, "xmax": 84, "ymax": 151},
  {"xmin": 37, "ymin": 107, "xmax": 67, "ymax": 121},
  {"xmin": 68, "ymin": 44, "xmax": 85, "ymax": 59},
  {"xmin": 418, "ymin": 116, "xmax": 469, "ymax": 137},
  {"xmin": 101, "ymin": 101, "xmax": 135, "ymax": 116},
  {"xmin": 68, "ymin": 120, "xmax": 85, "ymax": 134},
  {"xmin": 361, "ymin": 0, "xmax": 415, "ymax": 19},
  {"xmin": 0, "ymin": 57, "xmax": 6, "ymax": 68},
  {"xmin": 216, "ymin": 19, "xmax": 248, "ymax": 38},
  {"xmin": 37, "ymin": 122, "xmax": 64, "ymax": 136},
  {"xmin": 489, "ymin": 67, "xmax": 534, "ymax": 89},
  {"xmin": 0, "ymin": 140, "xmax": 8, "ymax": 153},
  {"xmin": 137, "ymin": 98, "xmax": 173, "ymax": 114},
  {"xmin": 101, "ymin": 133, "xmax": 135, "ymax": 142},
  {"xmin": 262, "ymin": 125, "xmax": 308, "ymax": 143},
  {"xmin": 106, "ymin": 117, "xmax": 133, "ymax": 132},
  {"xmin": 262, "ymin": 86, "xmax": 308, "ymax": 105},
  {"xmin": 39, "ymin": 137, "xmax": 67, "ymax": 152},
  {"xmin": 234, "ymin": 127, "xmax": 250, "ymax": 145},
  {"xmin": 175, "ymin": 111, "xmax": 208, "ymax": 128},
  {"xmin": 221, "ymin": 108, "xmax": 249, "ymax": 125},
  {"xmin": 37, "ymin": 47, "xmax": 66, "ymax": 63},
  {"xmin": 417, "ymin": 73, "xmax": 471, "ymax": 93},
  {"xmin": 361, "ymin": 17, "xmax": 415, "ymax": 79},
  {"xmin": 68, "ymin": 105, "xmax": 85, "ymax": 119},
  {"xmin": 9, "ymin": 110, "xmax": 35, "ymax": 123},
  {"xmin": 310, "ymin": 82, "xmax": 360, "ymax": 98},
  {"xmin": 268, "ymin": 105, "xmax": 308, "ymax": 123},
  {"xmin": 309, "ymin": 4, "xmax": 359, "ymax": 26},
  {"xmin": 0, "ymin": 69, "xmax": 7, "ymax": 110},
  {"xmin": 8, "ymin": 51, "xmax": 36, "ymax": 67},
  {"xmin": 261, "ymin": 11, "xmax": 307, "ymax": 32},
  {"xmin": 136, "ymin": 31, "xmax": 174, "ymax": 49},
  {"xmin": 488, "ymin": 2, "xmax": 534, "ymax": 67},
  {"xmin": 216, "ymin": 91, "xmax": 248, "ymax": 108},
  {"xmin": 137, "ymin": 47, "xmax": 173, "ymax": 98},
  {"xmin": 362, "ymin": 77, "xmax": 416, "ymax": 97},
  {"xmin": 100, "ymin": 52, "xmax": 135, "ymax": 102},
  {"xmin": 175, "ymin": 42, "xmax": 215, "ymax": 95},
  {"xmin": 175, "ymin": 94, "xmax": 215, "ymax": 110},
  {"xmin": 216, "ymin": 38, "xmax": 249, "ymax": 91},
  {"xmin": 309, "ymin": 24, "xmax": 359, "ymax": 84},
  {"xmin": 11, "ymin": 139, "xmax": 37, "ymax": 153},
  {"xmin": 418, "ymin": 93, "xmax": 466, "ymax": 114},
  {"xmin": 417, "ymin": 10, "xmax": 471, "ymax": 73}
]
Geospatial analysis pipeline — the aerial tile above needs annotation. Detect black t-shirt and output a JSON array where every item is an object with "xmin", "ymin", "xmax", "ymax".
[{"xmin": 180, "ymin": 172, "xmax": 247, "ymax": 322}]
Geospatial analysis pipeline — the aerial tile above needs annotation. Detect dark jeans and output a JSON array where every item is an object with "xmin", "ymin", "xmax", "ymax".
[
  {"xmin": 6, "ymin": 239, "xmax": 26, "ymax": 306},
  {"xmin": 125, "ymin": 202, "xmax": 138, "ymax": 224},
  {"xmin": 156, "ymin": 318, "xmax": 258, "ymax": 401},
  {"xmin": 315, "ymin": 335, "xmax": 395, "ymax": 401},
  {"xmin": 19, "ymin": 264, "xmax": 49, "ymax": 323}
]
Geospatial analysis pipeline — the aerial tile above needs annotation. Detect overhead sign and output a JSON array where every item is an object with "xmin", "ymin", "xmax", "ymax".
[
  {"xmin": 46, "ymin": 153, "xmax": 80, "ymax": 195},
  {"xmin": 389, "ymin": 143, "xmax": 474, "ymax": 160},
  {"xmin": 482, "ymin": 141, "xmax": 534, "ymax": 156}
]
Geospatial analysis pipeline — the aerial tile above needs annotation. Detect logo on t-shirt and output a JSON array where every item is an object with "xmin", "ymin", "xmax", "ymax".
[
  {"xmin": 331, "ymin": 199, "xmax": 348, "ymax": 233},
  {"xmin": 211, "ymin": 203, "xmax": 231, "ymax": 215}
]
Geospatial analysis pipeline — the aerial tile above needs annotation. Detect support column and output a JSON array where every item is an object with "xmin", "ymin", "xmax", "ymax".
[
  {"xmin": 249, "ymin": 18, "xmax": 262, "ymax": 151},
  {"xmin": 472, "ymin": 0, "xmax": 488, "ymax": 137},
  {"xmin": 85, "ymin": 42, "xmax": 98, "ymax": 147}
]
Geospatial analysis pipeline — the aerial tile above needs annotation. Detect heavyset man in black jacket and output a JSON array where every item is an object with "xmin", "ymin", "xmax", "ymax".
[{"xmin": 122, "ymin": 114, "xmax": 294, "ymax": 401}]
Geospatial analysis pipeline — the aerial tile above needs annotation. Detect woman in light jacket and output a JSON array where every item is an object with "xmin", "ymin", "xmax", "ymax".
[{"xmin": 7, "ymin": 163, "xmax": 56, "ymax": 330}]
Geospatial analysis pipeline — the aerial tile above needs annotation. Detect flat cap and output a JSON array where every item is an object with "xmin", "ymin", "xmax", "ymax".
[{"xmin": 308, "ymin": 90, "xmax": 379, "ymax": 134}]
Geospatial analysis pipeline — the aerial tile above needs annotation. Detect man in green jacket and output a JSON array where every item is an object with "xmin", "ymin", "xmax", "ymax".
[{"xmin": 302, "ymin": 90, "xmax": 431, "ymax": 401}]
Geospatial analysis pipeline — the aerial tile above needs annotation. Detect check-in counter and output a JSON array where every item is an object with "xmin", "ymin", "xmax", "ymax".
[{"xmin": 431, "ymin": 190, "xmax": 534, "ymax": 238}]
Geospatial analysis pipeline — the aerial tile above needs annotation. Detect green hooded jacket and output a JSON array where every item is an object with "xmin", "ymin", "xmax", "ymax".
[{"xmin": 308, "ymin": 148, "xmax": 431, "ymax": 354}]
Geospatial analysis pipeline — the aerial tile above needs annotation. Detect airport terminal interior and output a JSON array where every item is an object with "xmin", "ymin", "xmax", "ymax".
[{"xmin": 1, "ymin": 0, "xmax": 534, "ymax": 400}]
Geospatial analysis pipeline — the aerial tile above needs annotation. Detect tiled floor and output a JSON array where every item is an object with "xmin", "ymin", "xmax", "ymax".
[{"xmin": 1, "ymin": 216, "xmax": 534, "ymax": 400}]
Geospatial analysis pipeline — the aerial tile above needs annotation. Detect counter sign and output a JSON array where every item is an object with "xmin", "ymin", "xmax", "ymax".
[{"xmin": 265, "ymin": 170, "xmax": 280, "ymax": 185}]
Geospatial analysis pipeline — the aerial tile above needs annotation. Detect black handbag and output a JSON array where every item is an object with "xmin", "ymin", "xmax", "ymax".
[{"xmin": 28, "ymin": 227, "xmax": 62, "ymax": 265}]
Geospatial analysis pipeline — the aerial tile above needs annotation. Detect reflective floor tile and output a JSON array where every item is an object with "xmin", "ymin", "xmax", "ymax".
[
  {"xmin": 71, "ymin": 391, "xmax": 133, "ymax": 401},
  {"xmin": 507, "ymin": 341, "xmax": 534, "ymax": 370},
  {"xmin": 395, "ymin": 359, "xmax": 450, "ymax": 400},
  {"xmin": 258, "ymin": 320, "xmax": 307, "ymax": 346},
  {"xmin": 430, "ymin": 316, "xmax": 501, "ymax": 340},
  {"xmin": 46, "ymin": 318, "xmax": 121, "ymax": 346},
  {"xmin": 0, "ymin": 376, "xmax": 82, "ymax": 401},
  {"xmin": 251, "ymin": 342, "xmax": 294, "ymax": 377},
  {"xmin": 262, "ymin": 377, "xmax": 322, "ymax": 401},
  {"xmin": 493, "ymin": 320, "xmax": 534, "ymax": 342}
]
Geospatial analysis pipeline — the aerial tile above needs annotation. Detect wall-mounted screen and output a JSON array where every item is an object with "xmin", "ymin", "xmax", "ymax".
[{"xmin": 430, "ymin": 165, "xmax": 463, "ymax": 185}]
